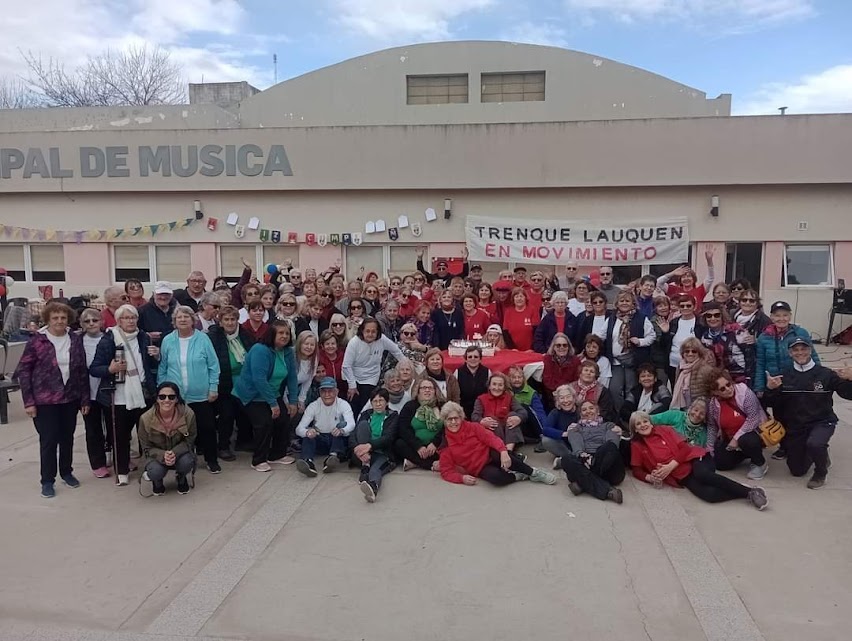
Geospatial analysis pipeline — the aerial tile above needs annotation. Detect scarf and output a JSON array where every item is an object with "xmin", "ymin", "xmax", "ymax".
[
  {"xmin": 429, "ymin": 368, "xmax": 447, "ymax": 382},
  {"xmin": 573, "ymin": 380, "xmax": 598, "ymax": 403},
  {"xmin": 551, "ymin": 352, "xmax": 572, "ymax": 367},
  {"xmin": 109, "ymin": 327, "xmax": 146, "ymax": 410},
  {"xmin": 226, "ymin": 330, "xmax": 248, "ymax": 364},
  {"xmin": 414, "ymin": 400, "xmax": 442, "ymax": 433},
  {"xmin": 388, "ymin": 388, "xmax": 405, "ymax": 406},
  {"xmin": 616, "ymin": 308, "xmax": 636, "ymax": 350},
  {"xmin": 671, "ymin": 359, "xmax": 695, "ymax": 409}
]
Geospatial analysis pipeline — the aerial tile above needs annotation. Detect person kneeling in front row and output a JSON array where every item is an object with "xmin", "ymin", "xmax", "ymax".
[
  {"xmin": 630, "ymin": 411, "xmax": 767, "ymax": 510},
  {"xmin": 353, "ymin": 388, "xmax": 398, "ymax": 503},
  {"xmin": 439, "ymin": 402, "xmax": 556, "ymax": 486},
  {"xmin": 294, "ymin": 377, "xmax": 355, "ymax": 477},
  {"xmin": 139, "ymin": 382, "xmax": 197, "ymax": 496}
]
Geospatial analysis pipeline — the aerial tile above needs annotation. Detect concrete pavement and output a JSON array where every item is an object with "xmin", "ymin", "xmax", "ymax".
[{"xmin": 2, "ymin": 350, "xmax": 852, "ymax": 641}]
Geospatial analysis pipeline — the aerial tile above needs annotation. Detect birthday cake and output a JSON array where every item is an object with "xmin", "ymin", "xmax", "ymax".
[{"xmin": 448, "ymin": 339, "xmax": 495, "ymax": 358}]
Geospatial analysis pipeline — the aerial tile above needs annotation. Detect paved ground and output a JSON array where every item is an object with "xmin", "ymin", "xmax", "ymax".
[{"xmin": 2, "ymin": 346, "xmax": 852, "ymax": 641}]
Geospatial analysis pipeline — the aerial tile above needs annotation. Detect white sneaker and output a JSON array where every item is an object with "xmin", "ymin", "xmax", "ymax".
[
  {"xmin": 252, "ymin": 462, "xmax": 272, "ymax": 472},
  {"xmin": 116, "ymin": 474, "xmax": 129, "ymax": 486},
  {"xmin": 552, "ymin": 456, "xmax": 562, "ymax": 470},
  {"xmin": 747, "ymin": 463, "xmax": 768, "ymax": 481}
]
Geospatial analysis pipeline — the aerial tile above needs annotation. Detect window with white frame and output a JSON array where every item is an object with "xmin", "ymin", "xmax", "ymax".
[
  {"xmin": 346, "ymin": 246, "xmax": 383, "ymax": 281},
  {"xmin": 30, "ymin": 245, "xmax": 65, "ymax": 281},
  {"xmin": 0, "ymin": 244, "xmax": 26, "ymax": 281},
  {"xmin": 113, "ymin": 244, "xmax": 191, "ymax": 283},
  {"xmin": 262, "ymin": 246, "xmax": 299, "ymax": 272},
  {"xmin": 155, "ymin": 245, "xmax": 192, "ymax": 284},
  {"xmin": 388, "ymin": 245, "xmax": 420, "ymax": 277},
  {"xmin": 114, "ymin": 245, "xmax": 150, "ymax": 282},
  {"xmin": 784, "ymin": 244, "xmax": 834, "ymax": 287},
  {"xmin": 219, "ymin": 245, "xmax": 248, "ymax": 282}
]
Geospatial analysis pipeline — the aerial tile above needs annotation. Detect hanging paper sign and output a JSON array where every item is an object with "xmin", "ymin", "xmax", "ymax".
[
  {"xmin": 398, "ymin": 215, "xmax": 409, "ymax": 229},
  {"xmin": 248, "ymin": 217, "xmax": 260, "ymax": 230},
  {"xmin": 388, "ymin": 227, "xmax": 399, "ymax": 241},
  {"xmin": 317, "ymin": 233, "xmax": 328, "ymax": 246},
  {"xmin": 226, "ymin": 213, "xmax": 239, "ymax": 226},
  {"xmin": 375, "ymin": 220, "xmax": 386, "ymax": 232},
  {"xmin": 352, "ymin": 232, "xmax": 363, "ymax": 246},
  {"xmin": 411, "ymin": 222, "xmax": 422, "ymax": 237},
  {"xmin": 271, "ymin": 230, "xmax": 281, "ymax": 243},
  {"xmin": 235, "ymin": 224, "xmax": 246, "ymax": 238},
  {"xmin": 287, "ymin": 232, "xmax": 299, "ymax": 244},
  {"xmin": 305, "ymin": 233, "xmax": 316, "ymax": 245},
  {"xmin": 425, "ymin": 208, "xmax": 437, "ymax": 222},
  {"xmin": 365, "ymin": 221, "xmax": 376, "ymax": 234},
  {"xmin": 342, "ymin": 233, "xmax": 352, "ymax": 245},
  {"xmin": 207, "ymin": 218, "xmax": 218, "ymax": 231},
  {"xmin": 330, "ymin": 233, "xmax": 341, "ymax": 245},
  {"xmin": 259, "ymin": 229, "xmax": 270, "ymax": 242}
]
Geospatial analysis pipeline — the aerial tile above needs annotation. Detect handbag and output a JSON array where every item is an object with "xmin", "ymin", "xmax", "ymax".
[{"xmin": 758, "ymin": 411, "xmax": 786, "ymax": 448}]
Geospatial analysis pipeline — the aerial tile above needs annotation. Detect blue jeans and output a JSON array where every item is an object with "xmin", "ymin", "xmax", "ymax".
[
  {"xmin": 145, "ymin": 452, "xmax": 196, "ymax": 481},
  {"xmin": 359, "ymin": 453, "xmax": 391, "ymax": 489},
  {"xmin": 301, "ymin": 433, "xmax": 347, "ymax": 462}
]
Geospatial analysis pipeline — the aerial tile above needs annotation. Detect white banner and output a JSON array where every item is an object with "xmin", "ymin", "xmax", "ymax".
[{"xmin": 465, "ymin": 215, "xmax": 689, "ymax": 266}]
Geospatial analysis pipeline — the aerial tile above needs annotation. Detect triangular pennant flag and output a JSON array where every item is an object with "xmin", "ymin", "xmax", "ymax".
[
  {"xmin": 169, "ymin": 221, "xmax": 177, "ymax": 230},
  {"xmin": 115, "ymin": 229, "xmax": 124, "ymax": 237},
  {"xmin": 149, "ymin": 225, "xmax": 159, "ymax": 235},
  {"xmin": 130, "ymin": 227, "xmax": 142, "ymax": 236}
]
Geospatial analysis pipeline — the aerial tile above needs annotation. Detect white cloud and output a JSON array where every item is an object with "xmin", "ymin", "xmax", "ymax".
[
  {"xmin": 503, "ymin": 21, "xmax": 569, "ymax": 47},
  {"xmin": 334, "ymin": 0, "xmax": 494, "ymax": 40},
  {"xmin": 563, "ymin": 0, "xmax": 815, "ymax": 26},
  {"xmin": 0, "ymin": 0, "xmax": 264, "ymax": 93},
  {"xmin": 736, "ymin": 64, "xmax": 852, "ymax": 115}
]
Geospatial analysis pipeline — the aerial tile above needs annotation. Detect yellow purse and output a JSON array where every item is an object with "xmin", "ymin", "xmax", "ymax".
[{"xmin": 758, "ymin": 413, "xmax": 786, "ymax": 448}]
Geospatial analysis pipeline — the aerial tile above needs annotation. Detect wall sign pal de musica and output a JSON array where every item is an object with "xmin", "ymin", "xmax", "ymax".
[{"xmin": 0, "ymin": 145, "xmax": 293, "ymax": 179}]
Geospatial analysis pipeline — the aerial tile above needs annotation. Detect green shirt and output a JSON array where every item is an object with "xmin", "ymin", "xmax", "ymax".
[
  {"xmin": 228, "ymin": 349, "xmax": 243, "ymax": 379},
  {"xmin": 650, "ymin": 409, "xmax": 707, "ymax": 447},
  {"xmin": 370, "ymin": 412, "xmax": 386, "ymax": 441},
  {"xmin": 411, "ymin": 414, "xmax": 443, "ymax": 446},
  {"xmin": 269, "ymin": 351, "xmax": 289, "ymax": 399}
]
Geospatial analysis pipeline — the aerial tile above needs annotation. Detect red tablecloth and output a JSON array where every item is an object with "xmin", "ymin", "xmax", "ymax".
[{"xmin": 441, "ymin": 350, "xmax": 543, "ymax": 374}]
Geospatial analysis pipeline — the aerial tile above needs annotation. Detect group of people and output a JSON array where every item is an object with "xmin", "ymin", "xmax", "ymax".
[{"xmin": 13, "ymin": 248, "xmax": 852, "ymax": 507}]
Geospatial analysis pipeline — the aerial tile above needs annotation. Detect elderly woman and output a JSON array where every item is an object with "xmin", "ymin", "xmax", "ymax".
[
  {"xmin": 670, "ymin": 338, "xmax": 716, "ymax": 410},
  {"xmin": 411, "ymin": 302, "xmax": 434, "ymax": 348},
  {"xmin": 507, "ymin": 364, "xmax": 546, "ymax": 443},
  {"xmin": 559, "ymin": 400, "xmax": 625, "ymax": 503},
  {"xmin": 329, "ymin": 312, "xmax": 350, "ymax": 350},
  {"xmin": 80, "ymin": 308, "xmax": 111, "ymax": 478},
  {"xmin": 542, "ymin": 333, "xmax": 581, "ymax": 409},
  {"xmin": 342, "ymin": 318, "xmax": 405, "ymax": 416},
  {"xmin": 395, "ymin": 377, "xmax": 445, "ymax": 471},
  {"xmin": 533, "ymin": 291, "xmax": 577, "ymax": 354},
  {"xmin": 294, "ymin": 330, "xmax": 318, "ymax": 411},
  {"xmin": 501, "ymin": 287, "xmax": 539, "ymax": 351},
  {"xmin": 430, "ymin": 290, "xmax": 464, "ymax": 350},
  {"xmin": 456, "ymin": 345, "xmax": 490, "ymax": 418},
  {"xmin": 382, "ymin": 368, "xmax": 412, "ymax": 412},
  {"xmin": 414, "ymin": 347, "xmax": 461, "ymax": 404},
  {"xmin": 396, "ymin": 357, "xmax": 417, "ymax": 394},
  {"xmin": 125, "ymin": 279, "xmax": 146, "ymax": 308},
  {"xmin": 207, "ymin": 305, "xmax": 255, "ymax": 460},
  {"xmin": 698, "ymin": 302, "xmax": 749, "ymax": 383},
  {"xmin": 461, "ymin": 293, "xmax": 490, "ymax": 340},
  {"xmin": 471, "ymin": 373, "xmax": 527, "ymax": 452},
  {"xmin": 317, "ymin": 330, "xmax": 347, "ymax": 398},
  {"xmin": 649, "ymin": 399, "xmax": 709, "ymax": 447},
  {"xmin": 89, "ymin": 303, "xmax": 159, "ymax": 487},
  {"xmin": 352, "ymin": 388, "xmax": 399, "ymax": 503},
  {"xmin": 575, "ymin": 291, "xmax": 612, "ymax": 345},
  {"xmin": 568, "ymin": 280, "xmax": 592, "ymax": 317},
  {"xmin": 477, "ymin": 282, "xmax": 497, "ymax": 321},
  {"xmin": 706, "ymin": 368, "xmax": 768, "ymax": 480},
  {"xmin": 439, "ymin": 401, "xmax": 556, "ymax": 486},
  {"xmin": 232, "ymin": 320, "xmax": 299, "ymax": 472},
  {"xmin": 346, "ymin": 297, "xmax": 368, "ymax": 339},
  {"xmin": 276, "ymin": 293, "xmax": 310, "ymax": 336},
  {"xmin": 649, "ymin": 295, "xmax": 673, "ymax": 385},
  {"xmin": 238, "ymin": 282, "xmax": 263, "ymax": 324},
  {"xmin": 139, "ymin": 382, "xmax": 197, "ymax": 495},
  {"xmin": 541, "ymin": 384, "xmax": 580, "ymax": 464},
  {"xmin": 397, "ymin": 321, "xmax": 428, "ymax": 366},
  {"xmin": 605, "ymin": 290, "xmax": 655, "ymax": 410},
  {"xmin": 619, "ymin": 363, "xmax": 672, "ymax": 424},
  {"xmin": 569, "ymin": 360, "xmax": 618, "ymax": 424},
  {"xmin": 157, "ymin": 305, "xmax": 221, "ymax": 474},
  {"xmin": 195, "ymin": 292, "xmax": 222, "ymax": 331},
  {"xmin": 657, "ymin": 247, "xmax": 715, "ymax": 311},
  {"xmin": 630, "ymin": 411, "xmax": 767, "ymax": 509},
  {"xmin": 16, "ymin": 301, "xmax": 91, "ymax": 498}
]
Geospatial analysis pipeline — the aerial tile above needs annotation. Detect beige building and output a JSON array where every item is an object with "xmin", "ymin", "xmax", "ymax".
[{"xmin": 0, "ymin": 41, "xmax": 850, "ymax": 336}]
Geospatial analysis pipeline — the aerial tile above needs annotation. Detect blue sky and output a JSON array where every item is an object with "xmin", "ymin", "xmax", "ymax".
[{"xmin": 1, "ymin": 1, "xmax": 850, "ymax": 114}]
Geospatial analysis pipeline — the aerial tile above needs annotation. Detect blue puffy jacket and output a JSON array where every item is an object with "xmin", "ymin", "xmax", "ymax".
[{"xmin": 754, "ymin": 324, "xmax": 819, "ymax": 392}]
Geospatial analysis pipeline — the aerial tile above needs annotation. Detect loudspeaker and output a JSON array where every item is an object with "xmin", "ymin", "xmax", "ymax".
[{"xmin": 833, "ymin": 287, "xmax": 852, "ymax": 315}]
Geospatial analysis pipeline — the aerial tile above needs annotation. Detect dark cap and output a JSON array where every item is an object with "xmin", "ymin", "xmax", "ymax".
[
  {"xmin": 470, "ymin": 264, "xmax": 483, "ymax": 271},
  {"xmin": 513, "ymin": 266, "xmax": 527, "ymax": 273},
  {"xmin": 436, "ymin": 260, "xmax": 448, "ymax": 269},
  {"xmin": 319, "ymin": 377, "xmax": 338, "ymax": 390},
  {"xmin": 770, "ymin": 301, "xmax": 792, "ymax": 313},
  {"xmin": 788, "ymin": 336, "xmax": 812, "ymax": 349}
]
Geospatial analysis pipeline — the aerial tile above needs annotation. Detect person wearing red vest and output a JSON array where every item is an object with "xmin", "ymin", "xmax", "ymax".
[{"xmin": 471, "ymin": 373, "xmax": 526, "ymax": 453}]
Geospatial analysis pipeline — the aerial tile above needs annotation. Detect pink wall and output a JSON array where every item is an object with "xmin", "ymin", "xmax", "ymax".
[
  {"xmin": 834, "ymin": 241, "xmax": 852, "ymax": 284},
  {"xmin": 762, "ymin": 242, "xmax": 784, "ymax": 289},
  {"xmin": 191, "ymin": 243, "xmax": 217, "ymax": 280},
  {"xmin": 64, "ymin": 243, "xmax": 110, "ymax": 286}
]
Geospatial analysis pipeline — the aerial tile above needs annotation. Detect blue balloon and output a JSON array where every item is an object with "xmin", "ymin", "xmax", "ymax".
[{"xmin": 266, "ymin": 263, "xmax": 277, "ymax": 275}]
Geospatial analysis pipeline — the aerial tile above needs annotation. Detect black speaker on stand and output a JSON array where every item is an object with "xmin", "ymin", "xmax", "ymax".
[{"xmin": 827, "ymin": 279, "xmax": 852, "ymax": 343}]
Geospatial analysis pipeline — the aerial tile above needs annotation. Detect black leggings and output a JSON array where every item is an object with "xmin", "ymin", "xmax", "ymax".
[
  {"xmin": 83, "ymin": 401, "xmax": 112, "ymax": 470},
  {"xmin": 561, "ymin": 441, "xmax": 625, "ymax": 500},
  {"xmin": 680, "ymin": 456, "xmax": 751, "ymax": 503},
  {"xmin": 478, "ymin": 450, "xmax": 534, "ymax": 487},
  {"xmin": 714, "ymin": 430, "xmax": 765, "ymax": 468},
  {"xmin": 394, "ymin": 439, "xmax": 439, "ymax": 469}
]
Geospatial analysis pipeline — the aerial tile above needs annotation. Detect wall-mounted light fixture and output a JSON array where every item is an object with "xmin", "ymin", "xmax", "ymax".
[
  {"xmin": 444, "ymin": 198, "xmax": 452, "ymax": 220},
  {"xmin": 710, "ymin": 195, "xmax": 720, "ymax": 218},
  {"xmin": 193, "ymin": 199, "xmax": 203, "ymax": 220}
]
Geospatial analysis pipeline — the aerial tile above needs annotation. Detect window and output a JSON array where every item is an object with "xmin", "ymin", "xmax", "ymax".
[
  {"xmin": 30, "ymin": 245, "xmax": 65, "ymax": 281},
  {"xmin": 262, "ymin": 246, "xmax": 299, "ymax": 272},
  {"xmin": 784, "ymin": 244, "xmax": 833, "ymax": 287},
  {"xmin": 219, "ymin": 245, "xmax": 248, "ymax": 282},
  {"xmin": 481, "ymin": 71, "xmax": 545, "ymax": 103},
  {"xmin": 407, "ymin": 74, "xmax": 468, "ymax": 105},
  {"xmin": 0, "ymin": 245, "xmax": 26, "ymax": 281},
  {"xmin": 114, "ymin": 245, "xmax": 150, "ymax": 282},
  {"xmin": 725, "ymin": 243, "xmax": 762, "ymax": 290},
  {"xmin": 346, "ymin": 246, "xmax": 383, "ymax": 281},
  {"xmin": 388, "ymin": 245, "xmax": 419, "ymax": 277},
  {"xmin": 155, "ymin": 245, "xmax": 191, "ymax": 284}
]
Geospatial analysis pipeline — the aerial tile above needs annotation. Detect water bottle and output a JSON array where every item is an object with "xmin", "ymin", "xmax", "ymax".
[{"xmin": 114, "ymin": 345, "xmax": 126, "ymax": 383}]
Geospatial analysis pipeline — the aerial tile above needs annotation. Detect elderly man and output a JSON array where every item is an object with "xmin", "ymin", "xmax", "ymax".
[
  {"xmin": 101, "ymin": 285, "xmax": 129, "ymax": 328},
  {"xmin": 294, "ymin": 377, "xmax": 355, "ymax": 477},
  {"xmin": 557, "ymin": 262, "xmax": 580, "ymax": 293},
  {"xmin": 196, "ymin": 292, "xmax": 222, "ymax": 331},
  {"xmin": 138, "ymin": 281, "xmax": 177, "ymax": 341},
  {"xmin": 376, "ymin": 299, "xmax": 404, "ymax": 342},
  {"xmin": 597, "ymin": 267, "xmax": 622, "ymax": 308},
  {"xmin": 415, "ymin": 245, "xmax": 469, "ymax": 287},
  {"xmin": 339, "ymin": 279, "xmax": 367, "ymax": 316},
  {"xmin": 287, "ymin": 269, "xmax": 305, "ymax": 296},
  {"xmin": 174, "ymin": 271, "xmax": 207, "ymax": 311}
]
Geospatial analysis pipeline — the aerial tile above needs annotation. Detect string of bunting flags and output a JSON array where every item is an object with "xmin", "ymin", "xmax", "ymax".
[{"xmin": 0, "ymin": 218, "xmax": 197, "ymax": 243}]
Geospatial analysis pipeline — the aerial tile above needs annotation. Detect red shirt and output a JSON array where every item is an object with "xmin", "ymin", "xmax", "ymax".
[
  {"xmin": 477, "ymin": 301, "xmax": 497, "ymax": 323},
  {"xmin": 102, "ymin": 307, "xmax": 117, "ymax": 329},
  {"xmin": 718, "ymin": 398, "xmax": 746, "ymax": 440},
  {"xmin": 527, "ymin": 289, "xmax": 544, "ymax": 314},
  {"xmin": 554, "ymin": 314, "xmax": 566, "ymax": 335},
  {"xmin": 666, "ymin": 284, "xmax": 707, "ymax": 312},
  {"xmin": 502, "ymin": 305, "xmax": 539, "ymax": 351},
  {"xmin": 463, "ymin": 309, "xmax": 491, "ymax": 339}
]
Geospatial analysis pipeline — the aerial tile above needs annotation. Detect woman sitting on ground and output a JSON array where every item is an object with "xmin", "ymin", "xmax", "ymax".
[
  {"xmin": 439, "ymin": 402, "xmax": 556, "ymax": 486},
  {"xmin": 569, "ymin": 360, "xmax": 619, "ymax": 424},
  {"xmin": 648, "ymin": 398, "xmax": 709, "ymax": 447},
  {"xmin": 630, "ymin": 411, "xmax": 767, "ymax": 510},
  {"xmin": 395, "ymin": 378, "xmax": 445, "ymax": 472},
  {"xmin": 559, "ymin": 400, "xmax": 626, "ymax": 504},
  {"xmin": 471, "ymin": 373, "xmax": 527, "ymax": 453},
  {"xmin": 541, "ymin": 384, "xmax": 580, "ymax": 465},
  {"xmin": 382, "ymin": 368, "xmax": 412, "ymax": 413},
  {"xmin": 139, "ymin": 382, "xmax": 197, "ymax": 496},
  {"xmin": 619, "ymin": 362, "xmax": 672, "ymax": 424},
  {"xmin": 506, "ymin": 364, "xmax": 547, "ymax": 444},
  {"xmin": 414, "ymin": 347, "xmax": 461, "ymax": 403},
  {"xmin": 352, "ymin": 388, "xmax": 398, "ymax": 503}
]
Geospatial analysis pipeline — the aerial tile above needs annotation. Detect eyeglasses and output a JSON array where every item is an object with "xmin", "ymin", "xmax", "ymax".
[
  {"xmin": 600, "ymin": 272, "xmax": 613, "ymax": 276},
  {"xmin": 566, "ymin": 267, "xmax": 577, "ymax": 272},
  {"xmin": 290, "ymin": 275, "xmax": 302, "ymax": 279},
  {"xmin": 716, "ymin": 382, "xmax": 733, "ymax": 392},
  {"xmin": 402, "ymin": 331, "xmax": 416, "ymax": 337},
  {"xmin": 704, "ymin": 312, "xmax": 722, "ymax": 319},
  {"xmin": 82, "ymin": 318, "xmax": 100, "ymax": 324},
  {"xmin": 531, "ymin": 277, "xmax": 543, "ymax": 282},
  {"xmin": 350, "ymin": 305, "xmax": 363, "ymax": 310},
  {"xmin": 414, "ymin": 276, "xmax": 424, "ymax": 281},
  {"xmin": 740, "ymin": 298, "xmax": 757, "ymax": 303},
  {"xmin": 682, "ymin": 348, "xmax": 698, "ymax": 354},
  {"xmin": 157, "ymin": 394, "xmax": 177, "ymax": 400},
  {"xmin": 592, "ymin": 299, "xmax": 606, "ymax": 305},
  {"xmin": 332, "ymin": 322, "xmax": 346, "ymax": 327}
]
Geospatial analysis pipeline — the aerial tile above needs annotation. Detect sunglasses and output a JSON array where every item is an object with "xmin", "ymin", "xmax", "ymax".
[
  {"xmin": 82, "ymin": 318, "xmax": 100, "ymax": 324},
  {"xmin": 716, "ymin": 382, "xmax": 733, "ymax": 392},
  {"xmin": 350, "ymin": 305, "xmax": 363, "ymax": 310},
  {"xmin": 554, "ymin": 342, "xmax": 569, "ymax": 348},
  {"xmin": 732, "ymin": 286, "xmax": 744, "ymax": 291},
  {"xmin": 281, "ymin": 301, "xmax": 296, "ymax": 307},
  {"xmin": 321, "ymin": 293, "xmax": 332, "ymax": 297},
  {"xmin": 157, "ymin": 393, "xmax": 177, "ymax": 400},
  {"xmin": 679, "ymin": 303, "xmax": 694, "ymax": 309},
  {"xmin": 704, "ymin": 312, "xmax": 722, "ymax": 319},
  {"xmin": 682, "ymin": 348, "xmax": 698, "ymax": 354},
  {"xmin": 566, "ymin": 267, "xmax": 577, "ymax": 271},
  {"xmin": 600, "ymin": 272, "xmax": 612, "ymax": 276},
  {"xmin": 402, "ymin": 331, "xmax": 416, "ymax": 337},
  {"xmin": 740, "ymin": 298, "xmax": 757, "ymax": 303},
  {"xmin": 332, "ymin": 322, "xmax": 346, "ymax": 327},
  {"xmin": 592, "ymin": 299, "xmax": 606, "ymax": 304}
]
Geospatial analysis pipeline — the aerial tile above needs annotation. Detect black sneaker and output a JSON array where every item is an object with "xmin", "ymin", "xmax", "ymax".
[
  {"xmin": 61, "ymin": 474, "xmax": 81, "ymax": 488},
  {"xmin": 218, "ymin": 449, "xmax": 237, "ymax": 462},
  {"xmin": 807, "ymin": 473, "xmax": 826, "ymax": 490},
  {"xmin": 568, "ymin": 481, "xmax": 584, "ymax": 496},
  {"xmin": 152, "ymin": 479, "xmax": 166, "ymax": 496},
  {"xmin": 41, "ymin": 482, "xmax": 56, "ymax": 499},
  {"xmin": 606, "ymin": 487, "xmax": 624, "ymax": 504},
  {"xmin": 359, "ymin": 466, "xmax": 370, "ymax": 484},
  {"xmin": 296, "ymin": 459, "xmax": 318, "ymax": 477},
  {"xmin": 323, "ymin": 454, "xmax": 340, "ymax": 473},
  {"xmin": 771, "ymin": 448, "xmax": 787, "ymax": 460},
  {"xmin": 177, "ymin": 475, "xmax": 190, "ymax": 495},
  {"xmin": 207, "ymin": 461, "xmax": 222, "ymax": 474},
  {"xmin": 360, "ymin": 480, "xmax": 377, "ymax": 503}
]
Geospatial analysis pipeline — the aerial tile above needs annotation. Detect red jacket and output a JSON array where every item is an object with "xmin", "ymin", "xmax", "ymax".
[
  {"xmin": 542, "ymin": 355, "xmax": 581, "ymax": 395},
  {"xmin": 318, "ymin": 350, "xmax": 348, "ymax": 394},
  {"xmin": 630, "ymin": 425, "xmax": 705, "ymax": 487},
  {"xmin": 440, "ymin": 420, "xmax": 507, "ymax": 483}
]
